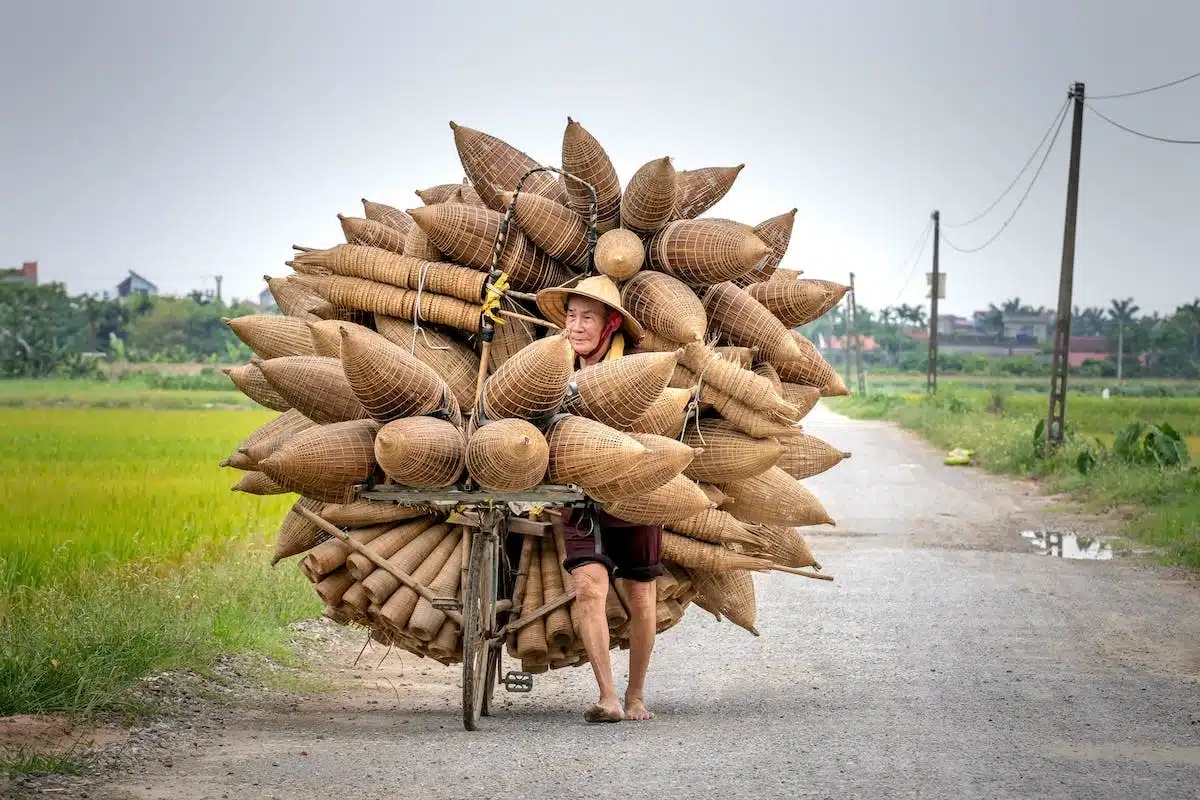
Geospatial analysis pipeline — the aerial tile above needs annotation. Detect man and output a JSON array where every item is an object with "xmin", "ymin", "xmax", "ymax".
[{"xmin": 536, "ymin": 275, "xmax": 660, "ymax": 724}]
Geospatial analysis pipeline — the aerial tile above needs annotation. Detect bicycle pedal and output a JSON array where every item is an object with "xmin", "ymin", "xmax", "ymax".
[
  {"xmin": 502, "ymin": 671, "xmax": 533, "ymax": 693},
  {"xmin": 431, "ymin": 596, "xmax": 461, "ymax": 612}
]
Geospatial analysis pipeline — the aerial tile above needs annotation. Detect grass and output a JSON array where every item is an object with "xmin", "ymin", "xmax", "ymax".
[
  {"xmin": 0, "ymin": 379, "xmax": 257, "ymax": 410},
  {"xmin": 0, "ymin": 407, "xmax": 319, "ymax": 718},
  {"xmin": 828, "ymin": 385, "xmax": 1200, "ymax": 568},
  {"xmin": 855, "ymin": 372, "xmax": 1200, "ymax": 398}
]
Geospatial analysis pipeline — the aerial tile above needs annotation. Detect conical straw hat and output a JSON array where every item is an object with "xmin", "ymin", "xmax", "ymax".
[
  {"xmin": 690, "ymin": 569, "xmax": 759, "ymax": 635},
  {"xmin": 263, "ymin": 274, "xmax": 323, "ymax": 321},
  {"xmin": 481, "ymin": 334, "xmax": 575, "ymax": 420},
  {"xmin": 649, "ymin": 220, "xmax": 768, "ymax": 286},
  {"xmin": 779, "ymin": 383, "xmax": 822, "ymax": 420},
  {"xmin": 586, "ymin": 432, "xmax": 701, "ymax": 503},
  {"xmin": 374, "ymin": 315, "xmax": 481, "ymax": 410},
  {"xmin": 733, "ymin": 209, "xmax": 797, "ymax": 287},
  {"xmin": 682, "ymin": 418, "xmax": 782, "ymax": 483},
  {"xmin": 673, "ymin": 165, "xmax": 744, "ymax": 219},
  {"xmin": 230, "ymin": 470, "xmax": 289, "ymax": 496},
  {"xmin": 339, "ymin": 326, "xmax": 453, "ymax": 423},
  {"xmin": 703, "ymin": 282, "xmax": 804, "ymax": 363},
  {"xmin": 232, "ymin": 408, "xmax": 315, "ymax": 460},
  {"xmin": 545, "ymin": 415, "xmax": 650, "ymax": 488},
  {"xmin": 272, "ymin": 498, "xmax": 328, "ymax": 564},
  {"xmin": 777, "ymin": 431, "xmax": 850, "ymax": 480},
  {"xmin": 499, "ymin": 190, "xmax": 591, "ymax": 269},
  {"xmin": 466, "ymin": 418, "xmax": 549, "ymax": 491},
  {"xmin": 602, "ymin": 474, "xmax": 712, "ymax": 525},
  {"xmin": 593, "ymin": 228, "xmax": 644, "ymax": 281},
  {"xmin": 565, "ymin": 350, "xmax": 679, "ymax": 429},
  {"xmin": 620, "ymin": 270, "xmax": 705, "ymax": 343},
  {"xmin": 362, "ymin": 199, "xmax": 415, "ymax": 237},
  {"xmin": 450, "ymin": 121, "xmax": 569, "ymax": 211},
  {"xmin": 535, "ymin": 274, "xmax": 645, "ymax": 343},
  {"xmin": 257, "ymin": 355, "xmax": 369, "ymax": 425},
  {"xmin": 562, "ymin": 117, "xmax": 622, "ymax": 233},
  {"xmin": 660, "ymin": 532, "xmax": 772, "ymax": 573},
  {"xmin": 416, "ymin": 183, "xmax": 464, "ymax": 205},
  {"xmin": 375, "ymin": 417, "xmax": 465, "ymax": 488},
  {"xmin": 339, "ymin": 215, "xmax": 406, "ymax": 255},
  {"xmin": 307, "ymin": 318, "xmax": 377, "ymax": 358},
  {"xmin": 621, "ymin": 156, "xmax": 677, "ymax": 235},
  {"xmin": 624, "ymin": 387, "xmax": 693, "ymax": 438},
  {"xmin": 223, "ymin": 315, "xmax": 315, "ymax": 360},
  {"xmin": 223, "ymin": 363, "xmax": 291, "ymax": 412},
  {"xmin": 771, "ymin": 333, "xmax": 844, "ymax": 395},
  {"xmin": 666, "ymin": 509, "xmax": 762, "ymax": 549},
  {"xmin": 746, "ymin": 278, "xmax": 850, "ymax": 327},
  {"xmin": 720, "ymin": 466, "xmax": 835, "ymax": 527}
]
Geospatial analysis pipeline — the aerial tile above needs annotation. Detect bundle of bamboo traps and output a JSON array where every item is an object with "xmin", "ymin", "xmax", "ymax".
[{"xmin": 220, "ymin": 117, "xmax": 854, "ymax": 668}]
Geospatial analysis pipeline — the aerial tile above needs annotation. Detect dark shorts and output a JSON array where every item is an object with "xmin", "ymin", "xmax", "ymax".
[{"xmin": 561, "ymin": 507, "xmax": 664, "ymax": 583}]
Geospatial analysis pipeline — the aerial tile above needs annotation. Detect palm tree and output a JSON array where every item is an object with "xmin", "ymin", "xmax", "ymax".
[
  {"xmin": 1108, "ymin": 297, "xmax": 1140, "ymax": 379},
  {"xmin": 879, "ymin": 306, "xmax": 897, "ymax": 327}
]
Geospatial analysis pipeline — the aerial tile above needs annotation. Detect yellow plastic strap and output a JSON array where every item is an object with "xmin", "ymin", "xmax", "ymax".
[
  {"xmin": 528, "ymin": 503, "xmax": 545, "ymax": 519},
  {"xmin": 480, "ymin": 273, "xmax": 511, "ymax": 326}
]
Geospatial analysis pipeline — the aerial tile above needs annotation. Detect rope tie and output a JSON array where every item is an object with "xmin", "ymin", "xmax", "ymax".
[{"xmin": 679, "ymin": 352, "xmax": 720, "ymax": 444}]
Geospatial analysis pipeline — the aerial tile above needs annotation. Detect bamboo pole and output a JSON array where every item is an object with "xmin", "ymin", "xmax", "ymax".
[{"xmin": 771, "ymin": 565, "xmax": 835, "ymax": 582}]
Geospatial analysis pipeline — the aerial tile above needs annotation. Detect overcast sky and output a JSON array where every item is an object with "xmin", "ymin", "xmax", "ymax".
[{"xmin": 3, "ymin": 0, "xmax": 1199, "ymax": 317}]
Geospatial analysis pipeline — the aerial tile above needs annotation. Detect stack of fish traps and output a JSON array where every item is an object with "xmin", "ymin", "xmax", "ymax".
[{"xmin": 220, "ymin": 118, "xmax": 853, "ymax": 672}]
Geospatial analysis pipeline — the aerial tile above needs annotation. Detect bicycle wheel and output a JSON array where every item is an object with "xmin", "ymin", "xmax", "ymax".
[{"xmin": 461, "ymin": 529, "xmax": 496, "ymax": 731}]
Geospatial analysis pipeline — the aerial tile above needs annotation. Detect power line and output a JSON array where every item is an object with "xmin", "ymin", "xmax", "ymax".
[
  {"xmin": 943, "ymin": 97, "xmax": 1071, "ymax": 228},
  {"xmin": 1089, "ymin": 69, "xmax": 1200, "ymax": 100},
  {"xmin": 1084, "ymin": 102, "xmax": 1200, "ymax": 144},
  {"xmin": 889, "ymin": 218, "xmax": 933, "ymax": 305},
  {"xmin": 941, "ymin": 97, "xmax": 1071, "ymax": 255}
]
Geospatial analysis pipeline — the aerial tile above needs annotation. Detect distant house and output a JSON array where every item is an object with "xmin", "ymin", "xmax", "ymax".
[
  {"xmin": 818, "ymin": 334, "xmax": 879, "ymax": 353},
  {"xmin": 1066, "ymin": 335, "xmax": 1113, "ymax": 368},
  {"xmin": 0, "ymin": 260, "xmax": 38, "ymax": 285},
  {"xmin": 936, "ymin": 314, "xmax": 975, "ymax": 335},
  {"xmin": 116, "ymin": 270, "xmax": 158, "ymax": 298},
  {"xmin": 1001, "ymin": 311, "xmax": 1053, "ymax": 343}
]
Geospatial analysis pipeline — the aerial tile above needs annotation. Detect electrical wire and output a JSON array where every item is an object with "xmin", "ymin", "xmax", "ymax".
[
  {"xmin": 1089, "ymin": 69, "xmax": 1200, "ymax": 100},
  {"xmin": 1084, "ymin": 102, "xmax": 1200, "ymax": 144},
  {"xmin": 940, "ymin": 98, "xmax": 1071, "ymax": 255},
  {"xmin": 943, "ymin": 97, "xmax": 1071, "ymax": 228},
  {"xmin": 889, "ymin": 219, "xmax": 933, "ymax": 306}
]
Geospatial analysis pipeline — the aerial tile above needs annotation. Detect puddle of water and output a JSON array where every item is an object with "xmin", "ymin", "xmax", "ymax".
[{"xmin": 1021, "ymin": 530, "xmax": 1113, "ymax": 560}]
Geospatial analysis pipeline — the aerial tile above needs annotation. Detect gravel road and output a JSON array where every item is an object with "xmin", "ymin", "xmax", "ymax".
[{"xmin": 54, "ymin": 408, "xmax": 1200, "ymax": 798}]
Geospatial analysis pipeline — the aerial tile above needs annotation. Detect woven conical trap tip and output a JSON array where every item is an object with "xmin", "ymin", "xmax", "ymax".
[
  {"xmin": 375, "ymin": 418, "xmax": 465, "ymax": 488},
  {"xmin": 720, "ymin": 467, "xmax": 835, "ymax": 527},
  {"xmin": 772, "ymin": 333, "xmax": 843, "ymax": 395},
  {"xmin": 690, "ymin": 569, "xmax": 759, "ymax": 635},
  {"xmin": 290, "ymin": 273, "xmax": 482, "ymax": 334},
  {"xmin": 649, "ymin": 220, "xmax": 768, "ymax": 286},
  {"xmin": 624, "ymin": 386, "xmax": 694, "ymax": 438},
  {"xmin": 224, "ymin": 363, "xmax": 291, "ymax": 412},
  {"xmin": 602, "ymin": 474, "xmax": 712, "ymax": 525},
  {"xmin": 339, "ymin": 215, "xmax": 406, "ymax": 255},
  {"xmin": 271, "ymin": 498, "xmax": 328, "ymax": 564},
  {"xmin": 565, "ymin": 350, "xmax": 679, "ymax": 429},
  {"xmin": 745, "ymin": 279, "xmax": 849, "ymax": 328},
  {"xmin": 677, "ymin": 342, "xmax": 792, "ymax": 415},
  {"xmin": 777, "ymin": 431, "xmax": 849, "ymax": 480},
  {"xmin": 780, "ymin": 382, "xmax": 822, "ymax": 419},
  {"xmin": 230, "ymin": 470, "xmax": 288, "ymax": 496},
  {"xmin": 751, "ymin": 525, "xmax": 820, "ymax": 570},
  {"xmin": 703, "ymin": 282, "xmax": 803, "ymax": 364},
  {"xmin": 466, "ymin": 418, "xmax": 549, "ymax": 492},
  {"xmin": 731, "ymin": 209, "xmax": 797, "ymax": 287},
  {"xmin": 306, "ymin": 318, "xmax": 375, "ymax": 358},
  {"xmin": 585, "ymin": 432, "xmax": 701, "ymax": 503},
  {"xmin": 264, "ymin": 274, "xmax": 323, "ymax": 321},
  {"xmin": 620, "ymin": 270, "xmax": 706, "ymax": 343},
  {"xmin": 481, "ymin": 334, "xmax": 575, "ymax": 420},
  {"xmin": 373, "ymin": 315, "xmax": 481, "ymax": 411},
  {"xmin": 594, "ymin": 228, "xmax": 644, "ymax": 281},
  {"xmin": 562, "ymin": 117, "xmax": 622, "ymax": 233},
  {"xmin": 361, "ymin": 199, "xmax": 415, "ymax": 237},
  {"xmin": 660, "ymin": 532, "xmax": 772, "ymax": 573},
  {"xmin": 258, "ymin": 419, "xmax": 381, "ymax": 503},
  {"xmin": 621, "ymin": 156, "xmax": 677, "ymax": 235},
  {"xmin": 415, "ymin": 182, "xmax": 464, "ymax": 205},
  {"xmin": 223, "ymin": 314, "xmax": 316, "ymax": 360},
  {"xmin": 339, "ymin": 326, "xmax": 452, "ymax": 423},
  {"xmin": 450, "ymin": 120, "xmax": 569, "ymax": 211},
  {"xmin": 666, "ymin": 508, "xmax": 762, "ymax": 549},
  {"xmin": 256, "ymin": 355, "xmax": 369, "ymax": 425},
  {"xmin": 673, "ymin": 164, "xmax": 744, "ymax": 219},
  {"xmin": 545, "ymin": 415, "xmax": 650, "ymax": 488},
  {"xmin": 682, "ymin": 418, "xmax": 782, "ymax": 482},
  {"xmin": 499, "ymin": 190, "xmax": 590, "ymax": 269}
]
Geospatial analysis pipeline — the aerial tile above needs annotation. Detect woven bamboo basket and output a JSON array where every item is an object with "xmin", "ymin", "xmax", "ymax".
[
  {"xmin": 623, "ymin": 386, "xmax": 693, "ymax": 438},
  {"xmin": 481, "ymin": 334, "xmax": 574, "ymax": 420},
  {"xmin": 306, "ymin": 318, "xmax": 377, "ymax": 358},
  {"xmin": 345, "ymin": 517, "xmax": 442, "ymax": 581},
  {"xmin": 257, "ymin": 355, "xmax": 369, "ymax": 425},
  {"xmin": 660, "ymin": 532, "xmax": 772, "ymax": 573},
  {"xmin": 377, "ymin": 525, "xmax": 461, "ymax": 629},
  {"xmin": 703, "ymin": 282, "xmax": 804, "ymax": 364},
  {"xmin": 231, "ymin": 408, "xmax": 315, "ymax": 462},
  {"xmin": 220, "ymin": 450, "xmax": 254, "ymax": 470},
  {"xmin": 289, "ymin": 246, "xmax": 489, "ymax": 304},
  {"xmin": 562, "ymin": 117, "xmax": 622, "ymax": 233},
  {"xmin": 373, "ymin": 315, "xmax": 481, "ymax": 410},
  {"xmin": 771, "ymin": 333, "xmax": 849, "ymax": 396},
  {"xmin": 751, "ymin": 524, "xmax": 819, "ymax": 569},
  {"xmin": 698, "ymin": 483, "xmax": 727, "ymax": 506},
  {"xmin": 539, "ymin": 538, "xmax": 574, "ymax": 650},
  {"xmin": 751, "ymin": 361, "xmax": 784, "ymax": 397},
  {"xmin": 501, "ymin": 190, "xmax": 590, "ymax": 268},
  {"xmin": 777, "ymin": 431, "xmax": 850, "ymax": 480},
  {"xmin": 488, "ymin": 296, "xmax": 538, "ymax": 373},
  {"xmin": 745, "ymin": 279, "xmax": 850, "ymax": 328},
  {"xmin": 314, "ymin": 569, "xmax": 354, "ymax": 608},
  {"xmin": 649, "ymin": 220, "xmax": 768, "ymax": 286},
  {"xmin": 673, "ymin": 165, "xmax": 744, "ymax": 219},
  {"xmin": 768, "ymin": 267, "xmax": 802, "ymax": 282},
  {"xmin": 677, "ymin": 342, "xmax": 793, "ymax": 414},
  {"xmin": 545, "ymin": 415, "xmax": 649, "ymax": 487},
  {"xmin": 264, "ymin": 274, "xmax": 323, "ymax": 321},
  {"xmin": 375, "ymin": 418, "xmax": 465, "ymax": 488},
  {"xmin": 223, "ymin": 315, "xmax": 316, "ymax": 360},
  {"xmin": 340, "ymin": 326, "xmax": 454, "ymax": 422},
  {"xmin": 258, "ymin": 418, "xmax": 380, "ymax": 494},
  {"xmin": 223, "ymin": 363, "xmax": 291, "ymax": 412},
  {"xmin": 302, "ymin": 522, "xmax": 396, "ymax": 581},
  {"xmin": 403, "ymin": 221, "xmax": 443, "ymax": 262},
  {"xmin": 779, "ymin": 382, "xmax": 822, "ymax": 419},
  {"xmin": 714, "ymin": 346, "xmax": 756, "ymax": 368},
  {"xmin": 465, "ymin": 418, "xmax": 549, "ymax": 492},
  {"xmin": 416, "ymin": 183, "xmax": 464, "ymax": 205},
  {"xmin": 230, "ymin": 470, "xmax": 288, "ymax": 495},
  {"xmin": 565, "ymin": 350, "xmax": 680, "ymax": 429},
  {"xmin": 271, "ymin": 498, "xmax": 327, "ymax": 564},
  {"xmin": 586, "ymin": 432, "xmax": 700, "ymax": 503},
  {"xmin": 594, "ymin": 228, "xmax": 644, "ymax": 281},
  {"xmin": 720, "ymin": 467, "xmax": 835, "ymax": 527},
  {"xmin": 602, "ymin": 474, "xmax": 712, "ymax": 525},
  {"xmin": 690, "ymin": 569, "xmax": 759, "ymax": 635},
  {"xmin": 666, "ymin": 508, "xmax": 762, "ymax": 549},
  {"xmin": 671, "ymin": 364, "xmax": 800, "ymax": 429},
  {"xmin": 320, "ymin": 501, "xmax": 431, "ymax": 529},
  {"xmin": 407, "ymin": 535, "xmax": 465, "ymax": 641},
  {"xmin": 515, "ymin": 536, "xmax": 549, "ymax": 666},
  {"xmin": 620, "ymin": 270, "xmax": 707, "ymax": 343},
  {"xmin": 362, "ymin": 522, "xmax": 453, "ymax": 607},
  {"xmin": 732, "ymin": 209, "xmax": 798, "ymax": 287},
  {"xmin": 293, "ymin": 275, "xmax": 482, "ymax": 334},
  {"xmin": 451, "ymin": 121, "xmax": 569, "ymax": 211},
  {"xmin": 682, "ymin": 418, "xmax": 782, "ymax": 482},
  {"xmin": 339, "ymin": 215, "xmax": 406, "ymax": 255},
  {"xmin": 636, "ymin": 330, "xmax": 685, "ymax": 353},
  {"xmin": 621, "ymin": 156, "xmax": 678, "ymax": 234},
  {"xmin": 362, "ymin": 199, "xmax": 415, "ymax": 237}
]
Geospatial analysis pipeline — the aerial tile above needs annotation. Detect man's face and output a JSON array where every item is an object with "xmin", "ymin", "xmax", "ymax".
[{"xmin": 565, "ymin": 296, "xmax": 611, "ymax": 356}]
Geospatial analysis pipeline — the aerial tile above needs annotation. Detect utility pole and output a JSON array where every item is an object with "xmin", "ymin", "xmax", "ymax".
[
  {"xmin": 1116, "ymin": 319, "xmax": 1124, "ymax": 381},
  {"xmin": 848, "ymin": 272, "xmax": 865, "ymax": 394},
  {"xmin": 927, "ymin": 210, "xmax": 940, "ymax": 394},
  {"xmin": 1045, "ymin": 82, "xmax": 1085, "ymax": 457},
  {"xmin": 841, "ymin": 295, "xmax": 853, "ymax": 387},
  {"xmin": 214, "ymin": 275, "xmax": 223, "ymax": 304}
]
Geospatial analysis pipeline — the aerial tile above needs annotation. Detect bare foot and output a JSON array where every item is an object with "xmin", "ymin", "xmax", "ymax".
[
  {"xmin": 584, "ymin": 697, "xmax": 623, "ymax": 723},
  {"xmin": 623, "ymin": 697, "xmax": 654, "ymax": 721}
]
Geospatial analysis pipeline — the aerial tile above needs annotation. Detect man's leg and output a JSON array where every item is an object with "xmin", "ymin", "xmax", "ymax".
[
  {"xmin": 571, "ymin": 562, "xmax": 622, "ymax": 721},
  {"xmin": 622, "ymin": 578, "xmax": 656, "ymax": 721}
]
